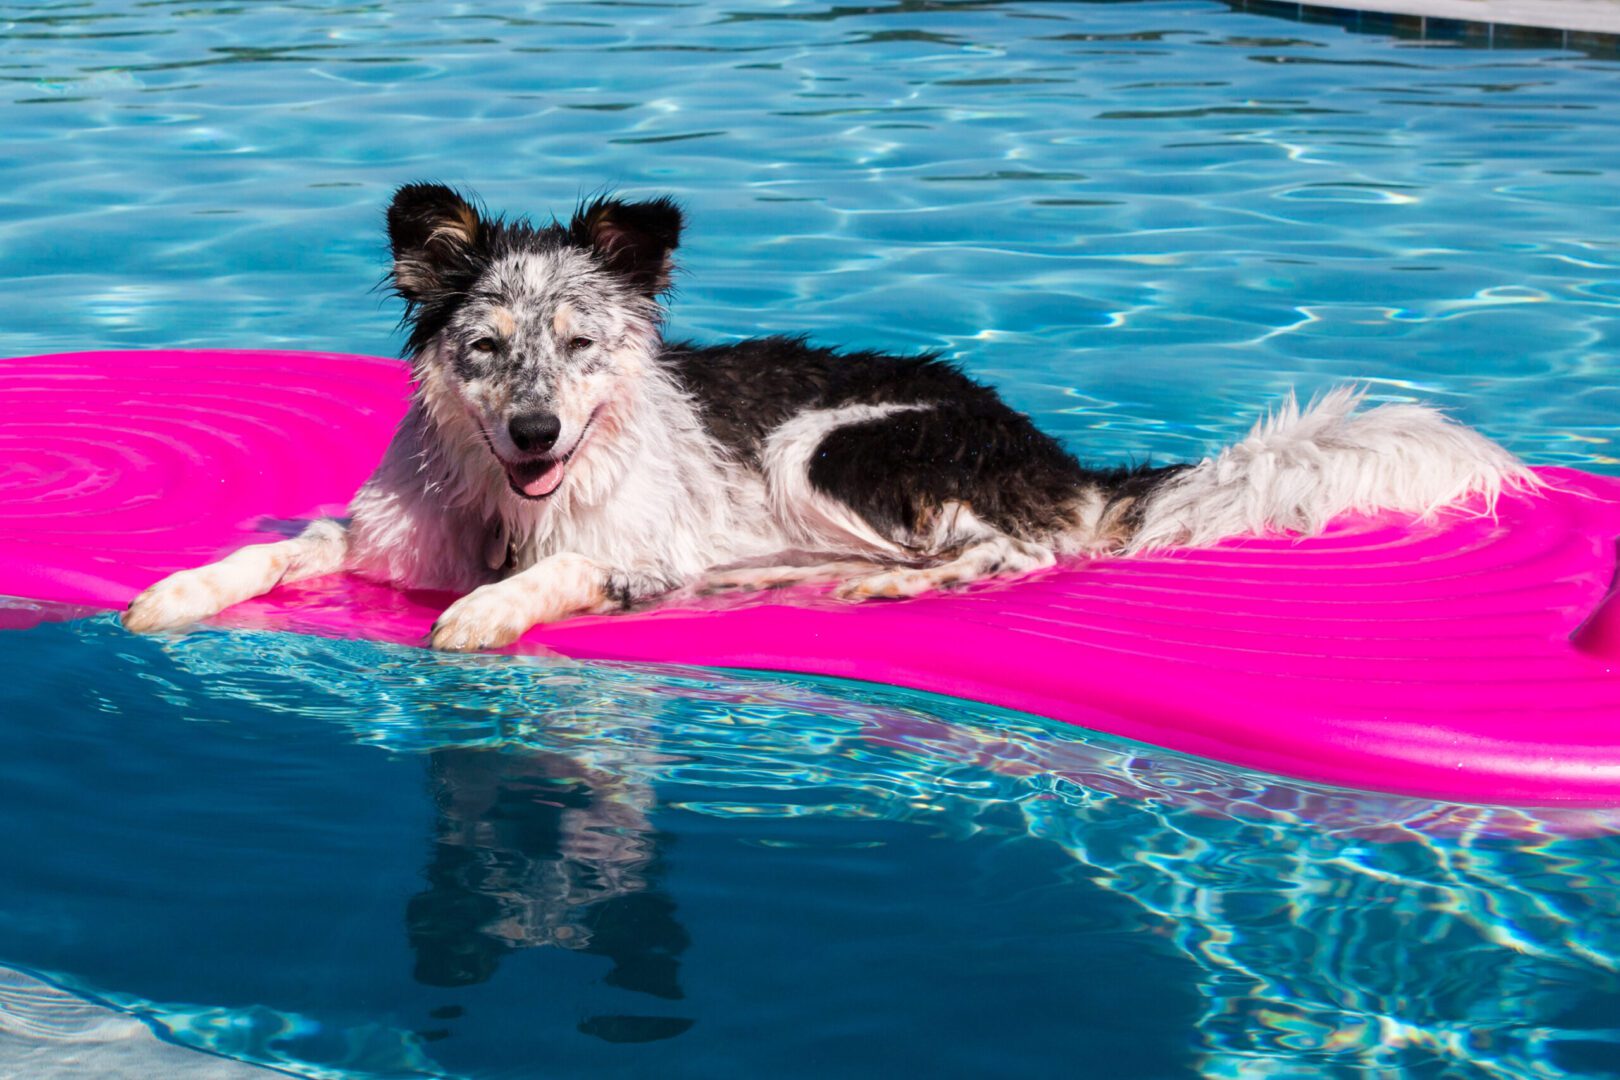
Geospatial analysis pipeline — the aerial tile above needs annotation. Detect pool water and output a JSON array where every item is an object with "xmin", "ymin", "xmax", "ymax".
[{"xmin": 3, "ymin": 0, "xmax": 1620, "ymax": 1076}]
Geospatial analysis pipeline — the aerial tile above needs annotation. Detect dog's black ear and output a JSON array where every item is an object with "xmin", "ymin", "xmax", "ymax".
[
  {"xmin": 386, "ymin": 183, "xmax": 488, "ymax": 305},
  {"xmin": 568, "ymin": 196, "xmax": 683, "ymax": 296}
]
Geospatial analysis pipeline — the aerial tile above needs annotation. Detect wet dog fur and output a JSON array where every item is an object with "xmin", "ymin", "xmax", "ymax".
[{"xmin": 123, "ymin": 184, "xmax": 1536, "ymax": 650}]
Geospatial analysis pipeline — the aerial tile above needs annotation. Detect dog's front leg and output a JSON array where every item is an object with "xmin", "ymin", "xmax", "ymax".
[
  {"xmin": 123, "ymin": 519, "xmax": 350, "ymax": 633},
  {"xmin": 429, "ymin": 553, "xmax": 665, "ymax": 652}
]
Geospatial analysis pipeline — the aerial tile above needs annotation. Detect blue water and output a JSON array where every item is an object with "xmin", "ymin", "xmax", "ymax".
[{"xmin": 3, "ymin": 0, "xmax": 1620, "ymax": 1076}]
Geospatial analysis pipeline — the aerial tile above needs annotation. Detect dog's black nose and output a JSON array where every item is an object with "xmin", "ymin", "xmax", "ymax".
[{"xmin": 508, "ymin": 411, "xmax": 562, "ymax": 454}]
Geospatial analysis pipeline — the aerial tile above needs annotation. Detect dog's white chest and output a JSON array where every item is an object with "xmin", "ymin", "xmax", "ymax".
[{"xmin": 512, "ymin": 458, "xmax": 784, "ymax": 580}]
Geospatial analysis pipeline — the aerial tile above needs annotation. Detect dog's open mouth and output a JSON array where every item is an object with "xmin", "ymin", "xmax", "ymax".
[
  {"xmin": 505, "ymin": 456, "xmax": 569, "ymax": 499},
  {"xmin": 498, "ymin": 413, "xmax": 599, "ymax": 500}
]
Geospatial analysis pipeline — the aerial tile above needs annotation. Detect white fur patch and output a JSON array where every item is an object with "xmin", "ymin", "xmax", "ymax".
[
  {"xmin": 1127, "ymin": 387, "xmax": 1538, "ymax": 553},
  {"xmin": 761, "ymin": 403, "xmax": 932, "ymax": 558}
]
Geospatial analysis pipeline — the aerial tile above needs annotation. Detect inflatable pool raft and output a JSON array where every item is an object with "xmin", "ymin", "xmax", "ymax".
[{"xmin": 4, "ymin": 349, "xmax": 1620, "ymax": 805}]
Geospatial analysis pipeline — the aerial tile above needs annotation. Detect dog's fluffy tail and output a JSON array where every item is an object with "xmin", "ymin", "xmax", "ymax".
[{"xmin": 1125, "ymin": 386, "xmax": 1538, "ymax": 554}]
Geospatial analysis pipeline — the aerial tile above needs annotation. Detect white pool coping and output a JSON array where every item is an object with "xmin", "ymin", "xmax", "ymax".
[{"xmin": 1236, "ymin": 0, "xmax": 1620, "ymax": 36}]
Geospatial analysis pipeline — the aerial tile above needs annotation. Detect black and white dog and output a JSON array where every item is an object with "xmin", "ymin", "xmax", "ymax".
[{"xmin": 123, "ymin": 184, "xmax": 1533, "ymax": 650}]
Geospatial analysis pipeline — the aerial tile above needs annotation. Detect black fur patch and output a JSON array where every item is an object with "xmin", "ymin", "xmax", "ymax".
[
  {"xmin": 664, "ymin": 336, "xmax": 1185, "ymax": 545},
  {"xmin": 386, "ymin": 183, "xmax": 499, "ymax": 358},
  {"xmin": 806, "ymin": 402, "xmax": 1088, "ymax": 540},
  {"xmin": 566, "ymin": 195, "xmax": 683, "ymax": 296},
  {"xmin": 664, "ymin": 336, "xmax": 984, "ymax": 462}
]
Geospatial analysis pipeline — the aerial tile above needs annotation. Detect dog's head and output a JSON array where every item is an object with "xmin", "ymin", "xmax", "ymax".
[{"xmin": 386, "ymin": 183, "xmax": 681, "ymax": 500}]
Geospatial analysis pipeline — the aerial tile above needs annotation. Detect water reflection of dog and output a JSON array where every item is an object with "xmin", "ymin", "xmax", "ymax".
[{"xmin": 406, "ymin": 746, "xmax": 691, "ymax": 1037}]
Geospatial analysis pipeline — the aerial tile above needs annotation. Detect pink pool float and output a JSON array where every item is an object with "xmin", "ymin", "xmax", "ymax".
[{"xmin": 4, "ymin": 349, "xmax": 1620, "ymax": 805}]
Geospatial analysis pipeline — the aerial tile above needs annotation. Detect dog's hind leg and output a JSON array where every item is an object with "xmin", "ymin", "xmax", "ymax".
[
  {"xmin": 699, "ymin": 559, "xmax": 886, "ymax": 593},
  {"xmin": 762, "ymin": 397, "xmax": 1083, "ymax": 601},
  {"xmin": 122, "ymin": 519, "xmax": 350, "ymax": 633},
  {"xmin": 834, "ymin": 533, "xmax": 1054, "ymax": 600}
]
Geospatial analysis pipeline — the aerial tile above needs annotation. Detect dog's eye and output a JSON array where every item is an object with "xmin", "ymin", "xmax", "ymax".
[
  {"xmin": 469, "ymin": 337, "xmax": 498, "ymax": 354},
  {"xmin": 568, "ymin": 336, "xmax": 595, "ymax": 352}
]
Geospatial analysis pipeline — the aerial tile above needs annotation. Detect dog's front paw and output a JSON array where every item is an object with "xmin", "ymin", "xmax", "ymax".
[
  {"xmin": 122, "ymin": 571, "xmax": 227, "ymax": 633},
  {"xmin": 429, "ymin": 585, "xmax": 535, "ymax": 652}
]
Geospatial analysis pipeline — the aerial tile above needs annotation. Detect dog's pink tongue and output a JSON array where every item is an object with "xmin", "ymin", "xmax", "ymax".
[{"xmin": 522, "ymin": 460, "xmax": 566, "ymax": 498}]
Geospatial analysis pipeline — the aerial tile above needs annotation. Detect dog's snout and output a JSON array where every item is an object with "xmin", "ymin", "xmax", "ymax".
[{"xmin": 508, "ymin": 411, "xmax": 562, "ymax": 455}]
